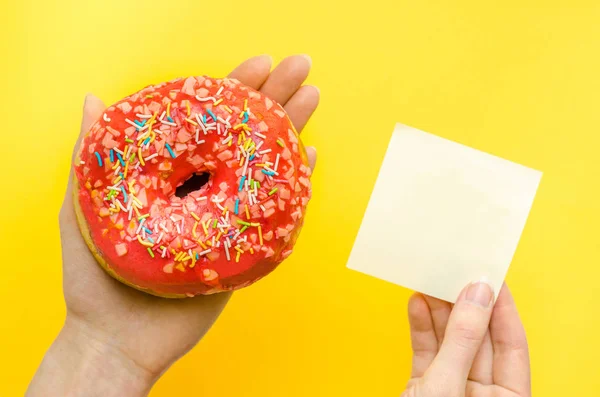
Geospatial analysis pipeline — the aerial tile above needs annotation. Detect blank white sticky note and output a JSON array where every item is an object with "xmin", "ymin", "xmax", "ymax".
[{"xmin": 347, "ymin": 124, "xmax": 542, "ymax": 302}]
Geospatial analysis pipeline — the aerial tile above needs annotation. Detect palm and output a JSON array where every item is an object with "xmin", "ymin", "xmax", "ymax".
[
  {"xmin": 406, "ymin": 285, "xmax": 531, "ymax": 397},
  {"xmin": 59, "ymin": 55, "xmax": 319, "ymax": 376}
]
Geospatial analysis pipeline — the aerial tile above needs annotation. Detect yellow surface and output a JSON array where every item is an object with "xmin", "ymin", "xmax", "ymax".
[{"xmin": 1, "ymin": 1, "xmax": 599, "ymax": 395}]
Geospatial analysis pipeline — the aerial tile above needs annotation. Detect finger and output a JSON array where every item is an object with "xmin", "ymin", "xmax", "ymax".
[
  {"xmin": 63, "ymin": 95, "xmax": 105, "ymax": 218},
  {"xmin": 468, "ymin": 330, "xmax": 494, "ymax": 385},
  {"xmin": 306, "ymin": 146, "xmax": 317, "ymax": 171},
  {"xmin": 73, "ymin": 94, "xmax": 106, "ymax": 162},
  {"xmin": 228, "ymin": 55, "xmax": 273, "ymax": 89},
  {"xmin": 284, "ymin": 85, "xmax": 320, "ymax": 133},
  {"xmin": 67, "ymin": 94, "xmax": 105, "ymax": 187},
  {"xmin": 427, "ymin": 279, "xmax": 495, "ymax": 388},
  {"xmin": 422, "ymin": 295, "xmax": 452, "ymax": 346},
  {"xmin": 490, "ymin": 284, "xmax": 531, "ymax": 396},
  {"xmin": 259, "ymin": 55, "xmax": 312, "ymax": 105},
  {"xmin": 465, "ymin": 381, "xmax": 486, "ymax": 396},
  {"xmin": 408, "ymin": 293, "xmax": 439, "ymax": 378}
]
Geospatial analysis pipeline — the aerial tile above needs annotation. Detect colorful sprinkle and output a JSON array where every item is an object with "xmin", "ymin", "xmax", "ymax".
[
  {"xmin": 94, "ymin": 152, "xmax": 103, "ymax": 167},
  {"xmin": 110, "ymin": 149, "xmax": 115, "ymax": 163},
  {"xmin": 238, "ymin": 175, "xmax": 246, "ymax": 192},
  {"xmin": 269, "ymin": 187, "xmax": 278, "ymax": 196},
  {"xmin": 274, "ymin": 154, "xmax": 281, "ymax": 171},
  {"xmin": 165, "ymin": 143, "xmax": 176, "ymax": 158},
  {"xmin": 125, "ymin": 118, "xmax": 139, "ymax": 129},
  {"xmin": 276, "ymin": 139, "xmax": 284, "ymax": 147},
  {"xmin": 207, "ymin": 109, "xmax": 217, "ymax": 121},
  {"xmin": 120, "ymin": 186, "xmax": 128, "ymax": 203},
  {"xmin": 137, "ymin": 235, "xmax": 153, "ymax": 247},
  {"xmin": 147, "ymin": 247, "xmax": 155, "ymax": 257},
  {"xmin": 234, "ymin": 198, "xmax": 240, "ymax": 215},
  {"xmin": 116, "ymin": 152, "xmax": 125, "ymax": 167}
]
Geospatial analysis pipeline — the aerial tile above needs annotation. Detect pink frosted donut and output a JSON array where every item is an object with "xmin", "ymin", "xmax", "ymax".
[{"xmin": 73, "ymin": 76, "xmax": 312, "ymax": 297}]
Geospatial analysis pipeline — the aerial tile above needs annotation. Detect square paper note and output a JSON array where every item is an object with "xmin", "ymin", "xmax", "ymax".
[{"xmin": 347, "ymin": 124, "xmax": 542, "ymax": 302}]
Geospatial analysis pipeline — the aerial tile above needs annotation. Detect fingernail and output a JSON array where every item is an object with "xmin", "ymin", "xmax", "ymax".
[
  {"xmin": 465, "ymin": 277, "xmax": 494, "ymax": 307},
  {"xmin": 300, "ymin": 54, "xmax": 312, "ymax": 66},
  {"xmin": 83, "ymin": 93, "xmax": 92, "ymax": 108},
  {"xmin": 259, "ymin": 54, "xmax": 273, "ymax": 64}
]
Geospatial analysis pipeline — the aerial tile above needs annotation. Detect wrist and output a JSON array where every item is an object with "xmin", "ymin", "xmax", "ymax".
[{"xmin": 27, "ymin": 316, "xmax": 156, "ymax": 397}]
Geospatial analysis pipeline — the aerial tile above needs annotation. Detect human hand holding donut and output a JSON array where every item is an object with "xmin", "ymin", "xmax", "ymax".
[
  {"xmin": 402, "ymin": 283, "xmax": 531, "ymax": 397},
  {"xmin": 27, "ymin": 55, "xmax": 319, "ymax": 397}
]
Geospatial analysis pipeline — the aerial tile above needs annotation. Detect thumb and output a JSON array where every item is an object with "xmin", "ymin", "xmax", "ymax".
[
  {"xmin": 426, "ymin": 279, "xmax": 495, "ymax": 388},
  {"xmin": 72, "ymin": 94, "xmax": 106, "ymax": 162},
  {"xmin": 305, "ymin": 146, "xmax": 317, "ymax": 171},
  {"xmin": 62, "ymin": 94, "xmax": 106, "ymax": 220},
  {"xmin": 81, "ymin": 93, "xmax": 106, "ymax": 133}
]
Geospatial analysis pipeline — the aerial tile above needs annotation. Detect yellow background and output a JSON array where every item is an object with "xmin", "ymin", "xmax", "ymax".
[{"xmin": 1, "ymin": 0, "xmax": 598, "ymax": 395}]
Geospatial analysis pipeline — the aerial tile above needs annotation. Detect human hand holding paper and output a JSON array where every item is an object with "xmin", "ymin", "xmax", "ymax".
[
  {"xmin": 402, "ymin": 282, "xmax": 531, "ymax": 397},
  {"xmin": 346, "ymin": 124, "xmax": 537, "ymax": 396}
]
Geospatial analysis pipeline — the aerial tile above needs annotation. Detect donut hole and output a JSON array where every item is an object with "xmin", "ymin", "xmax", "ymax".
[{"xmin": 175, "ymin": 172, "xmax": 211, "ymax": 198}]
